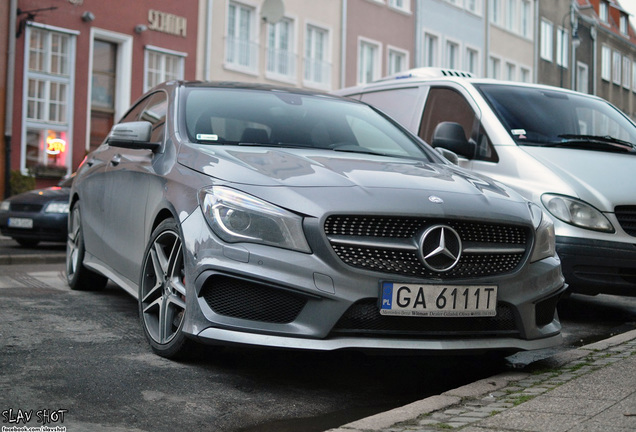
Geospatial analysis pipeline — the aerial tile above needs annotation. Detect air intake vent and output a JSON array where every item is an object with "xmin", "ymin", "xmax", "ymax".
[{"xmin": 615, "ymin": 206, "xmax": 636, "ymax": 236}]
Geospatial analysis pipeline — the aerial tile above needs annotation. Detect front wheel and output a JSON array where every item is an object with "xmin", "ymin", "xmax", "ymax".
[
  {"xmin": 66, "ymin": 202, "xmax": 108, "ymax": 291},
  {"xmin": 139, "ymin": 219, "xmax": 193, "ymax": 359}
]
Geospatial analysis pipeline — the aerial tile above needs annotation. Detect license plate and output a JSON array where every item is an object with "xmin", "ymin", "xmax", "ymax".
[
  {"xmin": 380, "ymin": 282, "xmax": 497, "ymax": 317},
  {"xmin": 8, "ymin": 217, "xmax": 34, "ymax": 229}
]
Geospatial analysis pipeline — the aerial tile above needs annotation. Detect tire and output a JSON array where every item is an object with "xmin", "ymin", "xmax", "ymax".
[
  {"xmin": 138, "ymin": 219, "xmax": 193, "ymax": 359},
  {"xmin": 15, "ymin": 238, "xmax": 39, "ymax": 248},
  {"xmin": 66, "ymin": 202, "xmax": 108, "ymax": 291}
]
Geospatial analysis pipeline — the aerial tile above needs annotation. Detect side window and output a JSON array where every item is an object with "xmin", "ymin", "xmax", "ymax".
[
  {"xmin": 420, "ymin": 87, "xmax": 497, "ymax": 162},
  {"xmin": 360, "ymin": 87, "xmax": 421, "ymax": 129},
  {"xmin": 140, "ymin": 92, "xmax": 168, "ymax": 143},
  {"xmin": 119, "ymin": 98, "xmax": 148, "ymax": 124}
]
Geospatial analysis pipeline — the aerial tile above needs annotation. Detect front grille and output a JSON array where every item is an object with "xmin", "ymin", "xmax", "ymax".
[
  {"xmin": 10, "ymin": 203, "xmax": 43, "ymax": 212},
  {"xmin": 615, "ymin": 206, "xmax": 636, "ymax": 237},
  {"xmin": 332, "ymin": 298, "xmax": 519, "ymax": 337},
  {"xmin": 200, "ymin": 275, "xmax": 307, "ymax": 324},
  {"xmin": 325, "ymin": 216, "xmax": 530, "ymax": 279}
]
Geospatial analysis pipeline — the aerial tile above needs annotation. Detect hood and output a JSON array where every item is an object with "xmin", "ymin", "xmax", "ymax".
[
  {"xmin": 179, "ymin": 145, "xmax": 532, "ymax": 223},
  {"xmin": 8, "ymin": 186, "xmax": 70, "ymax": 204},
  {"xmin": 521, "ymin": 146, "xmax": 636, "ymax": 210}
]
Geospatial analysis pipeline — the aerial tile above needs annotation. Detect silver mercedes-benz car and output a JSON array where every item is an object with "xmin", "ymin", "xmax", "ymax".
[{"xmin": 67, "ymin": 81, "xmax": 566, "ymax": 359}]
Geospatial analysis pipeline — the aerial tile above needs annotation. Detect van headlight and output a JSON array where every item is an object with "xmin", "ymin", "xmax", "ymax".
[
  {"xmin": 199, "ymin": 186, "xmax": 311, "ymax": 253},
  {"xmin": 529, "ymin": 202, "xmax": 556, "ymax": 262},
  {"xmin": 541, "ymin": 194, "xmax": 614, "ymax": 233}
]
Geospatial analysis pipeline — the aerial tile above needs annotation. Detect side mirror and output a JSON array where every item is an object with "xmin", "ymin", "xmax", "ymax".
[
  {"xmin": 435, "ymin": 147, "xmax": 460, "ymax": 165},
  {"xmin": 107, "ymin": 121, "xmax": 159, "ymax": 151},
  {"xmin": 431, "ymin": 122, "xmax": 476, "ymax": 160}
]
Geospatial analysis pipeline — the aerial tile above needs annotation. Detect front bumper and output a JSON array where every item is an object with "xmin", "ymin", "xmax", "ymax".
[
  {"xmin": 181, "ymin": 209, "xmax": 567, "ymax": 353},
  {"xmin": 556, "ymin": 236, "xmax": 636, "ymax": 296},
  {"xmin": 0, "ymin": 212, "xmax": 68, "ymax": 242}
]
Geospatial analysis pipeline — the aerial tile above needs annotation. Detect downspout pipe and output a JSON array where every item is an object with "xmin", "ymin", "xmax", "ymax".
[
  {"xmin": 4, "ymin": 0, "xmax": 17, "ymax": 198},
  {"xmin": 340, "ymin": 0, "xmax": 347, "ymax": 89}
]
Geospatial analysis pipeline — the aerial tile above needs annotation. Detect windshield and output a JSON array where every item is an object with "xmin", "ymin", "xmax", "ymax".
[
  {"xmin": 476, "ymin": 84, "xmax": 636, "ymax": 151},
  {"xmin": 181, "ymin": 87, "xmax": 436, "ymax": 161}
]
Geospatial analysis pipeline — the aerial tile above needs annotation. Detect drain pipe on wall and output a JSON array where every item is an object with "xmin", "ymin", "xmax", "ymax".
[
  {"xmin": 340, "ymin": 0, "xmax": 347, "ymax": 89},
  {"xmin": 4, "ymin": 0, "xmax": 17, "ymax": 198}
]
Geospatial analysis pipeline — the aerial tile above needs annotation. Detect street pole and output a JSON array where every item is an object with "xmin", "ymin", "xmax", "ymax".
[{"xmin": 4, "ymin": 0, "xmax": 17, "ymax": 198}]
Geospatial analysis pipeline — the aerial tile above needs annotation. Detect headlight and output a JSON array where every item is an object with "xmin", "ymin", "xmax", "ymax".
[
  {"xmin": 541, "ymin": 194, "xmax": 614, "ymax": 233},
  {"xmin": 199, "ymin": 186, "xmax": 311, "ymax": 253},
  {"xmin": 529, "ymin": 202, "xmax": 556, "ymax": 262},
  {"xmin": 0, "ymin": 201, "xmax": 9, "ymax": 212},
  {"xmin": 44, "ymin": 202, "xmax": 70, "ymax": 214}
]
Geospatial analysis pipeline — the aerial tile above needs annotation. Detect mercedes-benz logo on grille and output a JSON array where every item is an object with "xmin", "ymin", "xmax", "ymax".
[{"xmin": 418, "ymin": 225, "xmax": 462, "ymax": 272}]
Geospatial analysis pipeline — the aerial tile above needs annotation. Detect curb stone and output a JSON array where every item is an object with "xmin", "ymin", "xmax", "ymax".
[{"xmin": 329, "ymin": 329, "xmax": 636, "ymax": 432}]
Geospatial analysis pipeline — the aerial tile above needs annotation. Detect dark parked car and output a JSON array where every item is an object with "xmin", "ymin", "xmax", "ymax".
[
  {"xmin": 0, "ymin": 176, "xmax": 72, "ymax": 247},
  {"xmin": 67, "ymin": 81, "xmax": 566, "ymax": 359}
]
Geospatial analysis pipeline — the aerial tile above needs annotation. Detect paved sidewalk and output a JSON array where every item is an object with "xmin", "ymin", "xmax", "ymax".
[
  {"xmin": 0, "ymin": 235, "xmax": 65, "ymax": 265},
  {"xmin": 328, "ymin": 329, "xmax": 636, "ymax": 432}
]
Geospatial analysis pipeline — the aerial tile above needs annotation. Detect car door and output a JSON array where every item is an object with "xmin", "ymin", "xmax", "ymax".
[{"xmin": 101, "ymin": 91, "xmax": 169, "ymax": 286}]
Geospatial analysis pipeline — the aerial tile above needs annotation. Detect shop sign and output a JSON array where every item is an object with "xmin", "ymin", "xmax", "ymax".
[{"xmin": 148, "ymin": 10, "xmax": 187, "ymax": 38}]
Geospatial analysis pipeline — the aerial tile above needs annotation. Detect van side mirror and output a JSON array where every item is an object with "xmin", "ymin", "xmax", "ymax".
[
  {"xmin": 107, "ymin": 121, "xmax": 160, "ymax": 151},
  {"xmin": 431, "ymin": 122, "xmax": 476, "ymax": 160}
]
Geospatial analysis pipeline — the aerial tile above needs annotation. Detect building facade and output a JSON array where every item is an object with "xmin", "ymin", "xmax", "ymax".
[
  {"xmin": 343, "ymin": 0, "xmax": 415, "ymax": 87},
  {"xmin": 196, "ymin": 0, "xmax": 343, "ymax": 91},
  {"xmin": 487, "ymin": 0, "xmax": 535, "ymax": 82},
  {"xmin": 3, "ymin": 0, "xmax": 636, "ymax": 197},
  {"xmin": 416, "ymin": 0, "xmax": 485, "ymax": 76},
  {"xmin": 537, "ymin": 0, "xmax": 636, "ymax": 118},
  {"xmin": 6, "ymin": 0, "xmax": 199, "ymax": 191}
]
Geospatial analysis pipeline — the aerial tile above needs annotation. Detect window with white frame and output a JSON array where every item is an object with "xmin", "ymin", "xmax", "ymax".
[
  {"xmin": 488, "ymin": 56, "xmax": 501, "ymax": 79},
  {"xmin": 267, "ymin": 18, "xmax": 296, "ymax": 80},
  {"xmin": 576, "ymin": 62, "xmax": 589, "ymax": 93},
  {"xmin": 540, "ymin": 19, "xmax": 553, "ymax": 62},
  {"xmin": 620, "ymin": 15, "xmax": 628, "ymax": 36},
  {"xmin": 24, "ymin": 25, "xmax": 75, "ymax": 176},
  {"xmin": 505, "ymin": 0, "xmax": 516, "ymax": 32},
  {"xmin": 358, "ymin": 39, "xmax": 381, "ymax": 85},
  {"xmin": 304, "ymin": 24, "xmax": 330, "ymax": 87},
  {"xmin": 144, "ymin": 48, "xmax": 185, "ymax": 92},
  {"xmin": 226, "ymin": 2, "xmax": 257, "ymax": 72},
  {"xmin": 465, "ymin": 0, "xmax": 481, "ymax": 15},
  {"xmin": 424, "ymin": 32, "xmax": 439, "ymax": 67},
  {"xmin": 601, "ymin": 45, "xmax": 611, "ymax": 81},
  {"xmin": 491, "ymin": 0, "xmax": 501, "ymax": 25},
  {"xmin": 465, "ymin": 47, "xmax": 479, "ymax": 76},
  {"xmin": 446, "ymin": 40, "xmax": 460, "ymax": 69},
  {"xmin": 623, "ymin": 56, "xmax": 631, "ymax": 89},
  {"xmin": 505, "ymin": 62, "xmax": 516, "ymax": 81},
  {"xmin": 613, "ymin": 51, "xmax": 622, "ymax": 85},
  {"xmin": 388, "ymin": 47, "xmax": 407, "ymax": 75},
  {"xmin": 556, "ymin": 27, "xmax": 568, "ymax": 68},
  {"xmin": 520, "ymin": 0, "xmax": 532, "ymax": 38},
  {"xmin": 632, "ymin": 60, "xmax": 636, "ymax": 91},
  {"xmin": 388, "ymin": 0, "xmax": 410, "ymax": 13},
  {"xmin": 599, "ymin": 1, "xmax": 608, "ymax": 23},
  {"xmin": 520, "ymin": 67, "xmax": 531, "ymax": 83}
]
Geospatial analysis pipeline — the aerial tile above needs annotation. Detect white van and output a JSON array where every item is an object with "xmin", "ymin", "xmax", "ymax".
[{"xmin": 336, "ymin": 68, "xmax": 636, "ymax": 296}]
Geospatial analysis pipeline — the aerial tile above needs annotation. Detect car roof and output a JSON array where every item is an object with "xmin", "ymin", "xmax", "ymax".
[
  {"xmin": 157, "ymin": 80, "xmax": 338, "ymax": 98},
  {"xmin": 335, "ymin": 67, "xmax": 599, "ymax": 100}
]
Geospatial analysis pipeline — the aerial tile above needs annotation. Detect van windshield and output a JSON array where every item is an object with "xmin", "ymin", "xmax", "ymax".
[{"xmin": 475, "ymin": 84, "xmax": 636, "ymax": 153}]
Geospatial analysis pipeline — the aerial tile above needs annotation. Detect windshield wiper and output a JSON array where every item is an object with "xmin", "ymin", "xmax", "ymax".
[{"xmin": 555, "ymin": 134, "xmax": 635, "ymax": 152}]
